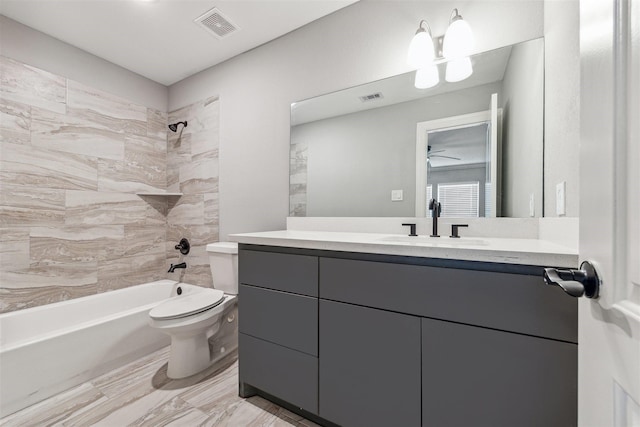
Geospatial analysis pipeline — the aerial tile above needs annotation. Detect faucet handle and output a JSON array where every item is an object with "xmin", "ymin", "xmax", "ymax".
[
  {"xmin": 450, "ymin": 224, "xmax": 469, "ymax": 238},
  {"xmin": 401, "ymin": 223, "xmax": 418, "ymax": 236}
]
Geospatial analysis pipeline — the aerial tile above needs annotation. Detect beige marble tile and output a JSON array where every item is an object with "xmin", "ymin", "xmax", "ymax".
[
  {"xmin": 0, "ymin": 56, "xmax": 66, "ymax": 114},
  {"xmin": 31, "ymin": 110, "xmax": 125, "ymax": 160},
  {"xmin": 1, "ymin": 260, "xmax": 98, "ymax": 288},
  {"xmin": 66, "ymin": 80, "xmax": 147, "ymax": 130},
  {"xmin": 179, "ymin": 158, "xmax": 219, "ymax": 194},
  {"xmin": 30, "ymin": 225, "xmax": 124, "ymax": 264},
  {"xmin": 0, "ymin": 184, "xmax": 65, "ymax": 226},
  {"xmin": 0, "ymin": 283, "xmax": 97, "ymax": 313},
  {"xmin": 204, "ymin": 192, "xmax": 220, "ymax": 225},
  {"xmin": 116, "ymin": 225, "xmax": 166, "ymax": 260},
  {"xmin": 97, "ymin": 251, "xmax": 166, "ymax": 293},
  {"xmin": 65, "ymin": 190, "xmax": 166, "ymax": 226},
  {"xmin": 167, "ymin": 194, "xmax": 205, "ymax": 226},
  {"xmin": 190, "ymin": 130, "xmax": 219, "ymax": 159},
  {"xmin": 0, "ymin": 142, "xmax": 98, "ymax": 191},
  {"xmin": 98, "ymin": 135, "xmax": 166, "ymax": 193},
  {"xmin": 147, "ymin": 108, "xmax": 167, "ymax": 139},
  {"xmin": 0, "ymin": 97, "xmax": 31, "ymax": 145},
  {"xmin": 0, "ymin": 228, "xmax": 30, "ymax": 270}
]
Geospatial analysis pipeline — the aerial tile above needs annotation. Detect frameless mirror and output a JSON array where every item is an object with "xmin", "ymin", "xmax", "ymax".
[{"xmin": 290, "ymin": 38, "xmax": 544, "ymax": 218}]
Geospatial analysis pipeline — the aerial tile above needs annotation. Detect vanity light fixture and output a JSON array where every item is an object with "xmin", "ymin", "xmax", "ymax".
[{"xmin": 408, "ymin": 8, "xmax": 475, "ymax": 88}]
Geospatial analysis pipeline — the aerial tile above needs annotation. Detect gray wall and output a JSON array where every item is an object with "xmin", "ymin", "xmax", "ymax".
[
  {"xmin": 169, "ymin": 1, "xmax": 545, "ymax": 239},
  {"xmin": 293, "ymin": 83, "xmax": 500, "ymax": 217},
  {"xmin": 501, "ymin": 39, "xmax": 544, "ymax": 217},
  {"xmin": 544, "ymin": 0, "xmax": 580, "ymax": 217},
  {"xmin": 0, "ymin": 16, "xmax": 168, "ymax": 111}
]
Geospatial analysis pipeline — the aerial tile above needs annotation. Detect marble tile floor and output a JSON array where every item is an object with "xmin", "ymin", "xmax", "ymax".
[{"xmin": 0, "ymin": 347, "xmax": 320, "ymax": 427}]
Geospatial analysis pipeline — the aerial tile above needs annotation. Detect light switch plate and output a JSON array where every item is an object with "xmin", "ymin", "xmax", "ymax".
[
  {"xmin": 391, "ymin": 189, "xmax": 403, "ymax": 201},
  {"xmin": 529, "ymin": 193, "xmax": 535, "ymax": 217},
  {"xmin": 556, "ymin": 181, "xmax": 566, "ymax": 216}
]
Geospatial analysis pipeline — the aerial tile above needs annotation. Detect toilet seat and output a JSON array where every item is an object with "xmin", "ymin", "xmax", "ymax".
[{"xmin": 149, "ymin": 289, "xmax": 225, "ymax": 320}]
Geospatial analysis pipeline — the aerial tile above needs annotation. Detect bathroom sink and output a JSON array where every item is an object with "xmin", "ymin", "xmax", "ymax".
[{"xmin": 378, "ymin": 235, "xmax": 488, "ymax": 246}]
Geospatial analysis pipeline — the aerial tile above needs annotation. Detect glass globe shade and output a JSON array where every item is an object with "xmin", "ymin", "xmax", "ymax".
[
  {"xmin": 443, "ymin": 18, "xmax": 474, "ymax": 59},
  {"xmin": 414, "ymin": 65, "xmax": 439, "ymax": 89},
  {"xmin": 407, "ymin": 29, "xmax": 435, "ymax": 69},
  {"xmin": 445, "ymin": 57, "xmax": 473, "ymax": 82}
]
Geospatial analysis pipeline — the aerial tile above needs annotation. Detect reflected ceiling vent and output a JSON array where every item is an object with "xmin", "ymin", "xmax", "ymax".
[
  {"xmin": 359, "ymin": 92, "xmax": 384, "ymax": 102},
  {"xmin": 194, "ymin": 7, "xmax": 239, "ymax": 39}
]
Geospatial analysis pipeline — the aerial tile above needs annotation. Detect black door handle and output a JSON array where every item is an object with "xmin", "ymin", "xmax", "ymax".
[{"xmin": 543, "ymin": 261, "xmax": 600, "ymax": 298}]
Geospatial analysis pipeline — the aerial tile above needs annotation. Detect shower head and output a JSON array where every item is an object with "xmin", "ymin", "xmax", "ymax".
[{"xmin": 168, "ymin": 121, "xmax": 187, "ymax": 132}]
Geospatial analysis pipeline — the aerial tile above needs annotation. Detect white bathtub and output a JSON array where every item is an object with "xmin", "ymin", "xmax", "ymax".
[{"xmin": 0, "ymin": 280, "xmax": 184, "ymax": 417}]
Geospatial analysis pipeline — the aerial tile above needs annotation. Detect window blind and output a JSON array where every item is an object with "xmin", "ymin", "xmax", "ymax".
[{"xmin": 437, "ymin": 182, "xmax": 480, "ymax": 218}]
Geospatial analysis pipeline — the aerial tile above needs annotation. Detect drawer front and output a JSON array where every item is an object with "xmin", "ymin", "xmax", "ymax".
[
  {"xmin": 239, "ymin": 333, "xmax": 318, "ymax": 414},
  {"xmin": 320, "ymin": 257, "xmax": 577, "ymax": 343},
  {"xmin": 239, "ymin": 284, "xmax": 318, "ymax": 356},
  {"xmin": 239, "ymin": 250, "xmax": 318, "ymax": 297}
]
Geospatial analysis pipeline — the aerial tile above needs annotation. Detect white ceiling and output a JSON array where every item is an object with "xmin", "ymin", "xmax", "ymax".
[{"xmin": 0, "ymin": 0, "xmax": 357, "ymax": 86}]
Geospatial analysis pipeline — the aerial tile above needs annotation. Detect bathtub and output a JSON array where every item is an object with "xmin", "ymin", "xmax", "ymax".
[{"xmin": 0, "ymin": 280, "xmax": 183, "ymax": 417}]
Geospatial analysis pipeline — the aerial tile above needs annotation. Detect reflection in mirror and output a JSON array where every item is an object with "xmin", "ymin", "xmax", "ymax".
[{"xmin": 290, "ymin": 38, "xmax": 543, "ymax": 218}]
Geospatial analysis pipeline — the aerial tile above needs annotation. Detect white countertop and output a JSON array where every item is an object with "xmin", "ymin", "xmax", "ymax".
[{"xmin": 229, "ymin": 230, "xmax": 579, "ymax": 268}]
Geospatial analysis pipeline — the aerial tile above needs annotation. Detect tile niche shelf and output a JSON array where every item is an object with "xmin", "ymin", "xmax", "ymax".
[{"xmin": 136, "ymin": 192, "xmax": 183, "ymax": 197}]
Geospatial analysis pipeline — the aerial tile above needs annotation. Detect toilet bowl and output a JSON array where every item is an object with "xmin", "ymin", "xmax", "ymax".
[{"xmin": 148, "ymin": 242, "xmax": 239, "ymax": 379}]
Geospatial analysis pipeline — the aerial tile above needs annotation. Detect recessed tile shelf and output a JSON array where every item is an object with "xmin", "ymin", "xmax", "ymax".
[{"xmin": 136, "ymin": 192, "xmax": 183, "ymax": 197}]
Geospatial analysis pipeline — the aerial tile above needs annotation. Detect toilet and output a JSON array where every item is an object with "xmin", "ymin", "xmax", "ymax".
[{"xmin": 148, "ymin": 242, "xmax": 239, "ymax": 379}]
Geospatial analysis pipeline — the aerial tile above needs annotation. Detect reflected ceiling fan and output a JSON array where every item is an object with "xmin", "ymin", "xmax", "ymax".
[{"xmin": 427, "ymin": 145, "xmax": 461, "ymax": 163}]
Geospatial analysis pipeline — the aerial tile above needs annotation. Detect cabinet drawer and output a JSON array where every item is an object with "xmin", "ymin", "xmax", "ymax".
[
  {"xmin": 320, "ymin": 257, "xmax": 577, "ymax": 342},
  {"xmin": 239, "ymin": 333, "xmax": 318, "ymax": 414},
  {"xmin": 239, "ymin": 249, "xmax": 318, "ymax": 297},
  {"xmin": 239, "ymin": 284, "xmax": 318, "ymax": 356}
]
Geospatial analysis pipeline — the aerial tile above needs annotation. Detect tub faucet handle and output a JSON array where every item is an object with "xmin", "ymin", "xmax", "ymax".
[{"xmin": 174, "ymin": 238, "xmax": 190, "ymax": 255}]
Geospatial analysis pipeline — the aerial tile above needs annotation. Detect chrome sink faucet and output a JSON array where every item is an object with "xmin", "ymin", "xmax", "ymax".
[{"xmin": 429, "ymin": 198, "xmax": 442, "ymax": 237}]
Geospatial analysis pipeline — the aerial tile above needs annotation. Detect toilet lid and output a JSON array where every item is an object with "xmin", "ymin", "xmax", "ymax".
[{"xmin": 149, "ymin": 289, "xmax": 225, "ymax": 320}]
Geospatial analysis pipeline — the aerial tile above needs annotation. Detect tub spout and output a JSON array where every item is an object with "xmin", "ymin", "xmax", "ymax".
[{"xmin": 168, "ymin": 262, "xmax": 186, "ymax": 273}]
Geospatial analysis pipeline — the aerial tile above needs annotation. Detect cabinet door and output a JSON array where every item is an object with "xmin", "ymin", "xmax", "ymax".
[
  {"xmin": 422, "ymin": 318, "xmax": 577, "ymax": 427},
  {"xmin": 319, "ymin": 300, "xmax": 421, "ymax": 427}
]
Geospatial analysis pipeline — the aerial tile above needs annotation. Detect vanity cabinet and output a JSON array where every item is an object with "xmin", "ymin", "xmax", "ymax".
[
  {"xmin": 238, "ymin": 249, "xmax": 319, "ymax": 414},
  {"xmin": 238, "ymin": 245, "xmax": 577, "ymax": 427},
  {"xmin": 319, "ymin": 300, "xmax": 421, "ymax": 427}
]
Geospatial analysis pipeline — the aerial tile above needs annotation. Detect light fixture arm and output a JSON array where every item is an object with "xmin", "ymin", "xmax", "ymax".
[
  {"xmin": 415, "ymin": 19, "xmax": 433, "ymax": 36},
  {"xmin": 449, "ymin": 8, "xmax": 463, "ymax": 24}
]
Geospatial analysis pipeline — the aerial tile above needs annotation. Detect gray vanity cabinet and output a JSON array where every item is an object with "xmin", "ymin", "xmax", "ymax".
[
  {"xmin": 238, "ymin": 245, "xmax": 577, "ymax": 427},
  {"xmin": 421, "ymin": 318, "xmax": 577, "ymax": 427},
  {"xmin": 319, "ymin": 299, "xmax": 421, "ymax": 427},
  {"xmin": 238, "ymin": 249, "xmax": 319, "ymax": 414}
]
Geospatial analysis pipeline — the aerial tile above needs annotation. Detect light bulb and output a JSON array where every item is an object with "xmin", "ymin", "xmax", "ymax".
[
  {"xmin": 445, "ymin": 57, "xmax": 473, "ymax": 82},
  {"xmin": 443, "ymin": 14, "xmax": 474, "ymax": 59},
  {"xmin": 407, "ymin": 27, "xmax": 435, "ymax": 69},
  {"xmin": 415, "ymin": 65, "xmax": 439, "ymax": 89}
]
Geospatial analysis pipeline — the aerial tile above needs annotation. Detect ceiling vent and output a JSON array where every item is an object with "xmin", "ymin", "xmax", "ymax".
[
  {"xmin": 194, "ymin": 7, "xmax": 239, "ymax": 39},
  {"xmin": 359, "ymin": 92, "xmax": 384, "ymax": 102}
]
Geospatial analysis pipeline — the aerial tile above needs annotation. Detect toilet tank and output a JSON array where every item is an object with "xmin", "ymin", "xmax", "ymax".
[{"xmin": 206, "ymin": 242, "xmax": 238, "ymax": 295}]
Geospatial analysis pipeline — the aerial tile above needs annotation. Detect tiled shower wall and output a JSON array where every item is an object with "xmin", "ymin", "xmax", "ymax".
[
  {"xmin": 0, "ymin": 56, "xmax": 220, "ymax": 313},
  {"xmin": 166, "ymin": 97, "xmax": 220, "ymax": 288}
]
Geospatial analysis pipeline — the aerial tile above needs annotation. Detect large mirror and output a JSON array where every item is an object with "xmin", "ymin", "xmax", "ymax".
[{"xmin": 290, "ymin": 38, "xmax": 544, "ymax": 218}]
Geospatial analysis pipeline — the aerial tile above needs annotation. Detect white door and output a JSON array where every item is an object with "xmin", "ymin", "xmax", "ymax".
[{"xmin": 578, "ymin": 0, "xmax": 640, "ymax": 425}]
